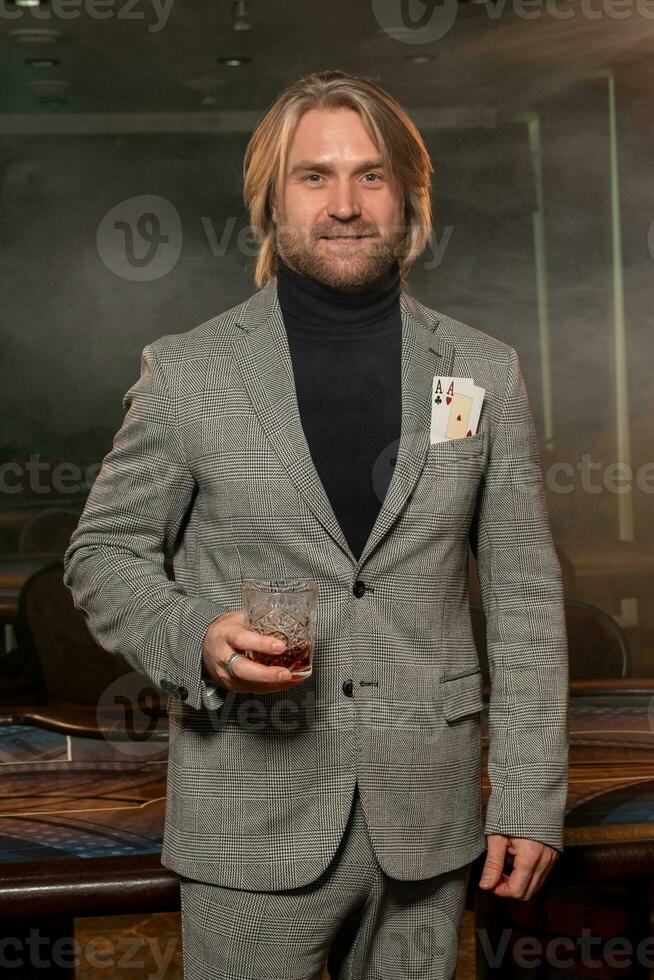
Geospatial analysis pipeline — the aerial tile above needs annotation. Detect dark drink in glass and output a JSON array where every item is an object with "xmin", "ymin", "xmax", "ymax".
[{"xmin": 241, "ymin": 579, "xmax": 319, "ymax": 678}]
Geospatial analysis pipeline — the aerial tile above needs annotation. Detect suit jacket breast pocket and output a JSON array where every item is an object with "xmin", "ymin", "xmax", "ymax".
[
  {"xmin": 423, "ymin": 428, "xmax": 487, "ymax": 466},
  {"xmin": 410, "ymin": 430, "xmax": 487, "ymax": 523}
]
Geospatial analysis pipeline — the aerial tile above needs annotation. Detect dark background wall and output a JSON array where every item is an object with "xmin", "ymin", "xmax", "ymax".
[
  {"xmin": 1, "ymin": 4, "xmax": 652, "ymax": 669},
  {"xmin": 2, "ymin": 91, "xmax": 651, "ymax": 462}
]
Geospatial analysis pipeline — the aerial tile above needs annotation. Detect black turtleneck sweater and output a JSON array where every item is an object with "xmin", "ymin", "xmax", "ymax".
[{"xmin": 276, "ymin": 256, "xmax": 402, "ymax": 561}]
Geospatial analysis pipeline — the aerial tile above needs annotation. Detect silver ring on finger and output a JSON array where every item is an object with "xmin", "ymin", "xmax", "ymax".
[{"xmin": 224, "ymin": 651, "xmax": 246, "ymax": 679}]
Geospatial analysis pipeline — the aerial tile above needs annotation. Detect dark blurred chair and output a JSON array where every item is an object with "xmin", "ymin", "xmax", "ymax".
[
  {"xmin": 469, "ymin": 544, "xmax": 576, "ymax": 604},
  {"xmin": 18, "ymin": 508, "xmax": 81, "ymax": 555},
  {"xmin": 0, "ymin": 560, "xmax": 154, "ymax": 707},
  {"xmin": 470, "ymin": 596, "xmax": 630, "ymax": 686}
]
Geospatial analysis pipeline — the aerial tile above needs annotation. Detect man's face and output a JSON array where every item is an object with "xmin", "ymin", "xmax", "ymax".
[{"xmin": 272, "ymin": 107, "xmax": 405, "ymax": 292}]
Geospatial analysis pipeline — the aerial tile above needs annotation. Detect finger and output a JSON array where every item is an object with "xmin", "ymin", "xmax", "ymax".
[
  {"xmin": 216, "ymin": 649, "xmax": 298, "ymax": 690},
  {"xmin": 491, "ymin": 864, "xmax": 532, "ymax": 900},
  {"xmin": 491, "ymin": 845, "xmax": 541, "ymax": 900},
  {"xmin": 523, "ymin": 852, "xmax": 556, "ymax": 901},
  {"xmin": 228, "ymin": 627, "xmax": 288, "ymax": 659},
  {"xmin": 213, "ymin": 669, "xmax": 305, "ymax": 694},
  {"xmin": 217, "ymin": 669, "xmax": 303, "ymax": 694},
  {"xmin": 479, "ymin": 835, "xmax": 508, "ymax": 888}
]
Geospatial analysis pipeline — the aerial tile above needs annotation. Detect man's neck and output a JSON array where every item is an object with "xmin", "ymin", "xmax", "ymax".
[{"xmin": 275, "ymin": 255, "xmax": 401, "ymax": 331}]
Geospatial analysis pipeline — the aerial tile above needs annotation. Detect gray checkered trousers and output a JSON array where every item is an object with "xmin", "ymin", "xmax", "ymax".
[{"xmin": 63, "ymin": 278, "xmax": 569, "ymax": 979}]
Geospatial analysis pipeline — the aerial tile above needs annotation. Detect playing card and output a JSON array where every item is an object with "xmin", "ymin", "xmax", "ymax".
[
  {"xmin": 444, "ymin": 391, "xmax": 474, "ymax": 439},
  {"xmin": 431, "ymin": 376, "xmax": 485, "ymax": 443},
  {"xmin": 431, "ymin": 376, "xmax": 471, "ymax": 438}
]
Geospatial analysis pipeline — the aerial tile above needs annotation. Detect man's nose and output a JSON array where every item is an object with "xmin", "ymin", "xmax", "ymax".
[{"xmin": 326, "ymin": 180, "xmax": 362, "ymax": 220}]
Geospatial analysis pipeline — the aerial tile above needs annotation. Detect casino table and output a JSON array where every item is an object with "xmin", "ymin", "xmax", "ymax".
[
  {"xmin": 2, "ymin": 685, "xmax": 654, "ymax": 978},
  {"xmin": 475, "ymin": 683, "xmax": 654, "ymax": 979},
  {"xmin": 0, "ymin": 702, "xmax": 170, "ymax": 979}
]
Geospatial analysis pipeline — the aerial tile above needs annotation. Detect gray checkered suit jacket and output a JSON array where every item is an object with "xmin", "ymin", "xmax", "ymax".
[{"xmin": 63, "ymin": 277, "xmax": 569, "ymax": 890}]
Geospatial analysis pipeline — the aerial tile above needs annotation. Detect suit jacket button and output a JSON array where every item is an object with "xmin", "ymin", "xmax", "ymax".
[
  {"xmin": 353, "ymin": 580, "xmax": 366, "ymax": 597},
  {"xmin": 342, "ymin": 679, "xmax": 353, "ymax": 697},
  {"xmin": 178, "ymin": 686, "xmax": 189, "ymax": 701}
]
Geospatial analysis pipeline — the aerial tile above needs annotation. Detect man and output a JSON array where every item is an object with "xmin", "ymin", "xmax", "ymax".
[{"xmin": 63, "ymin": 69, "xmax": 569, "ymax": 979}]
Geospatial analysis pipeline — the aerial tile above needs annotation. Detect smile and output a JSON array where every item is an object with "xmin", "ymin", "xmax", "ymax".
[{"xmin": 321, "ymin": 236, "xmax": 371, "ymax": 247}]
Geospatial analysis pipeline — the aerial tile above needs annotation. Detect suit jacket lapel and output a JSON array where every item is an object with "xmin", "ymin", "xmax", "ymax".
[{"xmin": 232, "ymin": 277, "xmax": 455, "ymax": 569}]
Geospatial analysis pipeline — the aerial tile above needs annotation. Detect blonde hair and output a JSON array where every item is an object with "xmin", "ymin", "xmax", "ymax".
[{"xmin": 243, "ymin": 69, "xmax": 434, "ymax": 287}]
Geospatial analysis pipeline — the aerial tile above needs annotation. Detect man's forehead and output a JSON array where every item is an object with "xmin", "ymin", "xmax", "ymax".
[{"xmin": 290, "ymin": 109, "xmax": 376, "ymax": 148}]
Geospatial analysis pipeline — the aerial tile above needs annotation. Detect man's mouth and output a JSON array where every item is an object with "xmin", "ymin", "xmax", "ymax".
[{"xmin": 320, "ymin": 234, "xmax": 374, "ymax": 248}]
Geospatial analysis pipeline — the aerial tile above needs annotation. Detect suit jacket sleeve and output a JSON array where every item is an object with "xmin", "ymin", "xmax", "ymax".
[
  {"xmin": 63, "ymin": 342, "xmax": 228, "ymax": 712},
  {"xmin": 468, "ymin": 345, "xmax": 570, "ymax": 853}
]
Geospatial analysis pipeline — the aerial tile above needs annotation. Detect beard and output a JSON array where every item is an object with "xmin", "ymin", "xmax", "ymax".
[{"xmin": 274, "ymin": 219, "xmax": 405, "ymax": 294}]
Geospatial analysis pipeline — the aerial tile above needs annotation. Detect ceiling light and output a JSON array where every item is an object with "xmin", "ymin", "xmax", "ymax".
[
  {"xmin": 31, "ymin": 78, "xmax": 70, "ymax": 104},
  {"xmin": 26, "ymin": 57, "xmax": 60, "ymax": 68},
  {"xmin": 217, "ymin": 56, "xmax": 251, "ymax": 67},
  {"xmin": 232, "ymin": 0, "xmax": 251, "ymax": 31},
  {"xmin": 184, "ymin": 77, "xmax": 225, "ymax": 92},
  {"xmin": 183, "ymin": 76, "xmax": 225, "ymax": 107},
  {"xmin": 9, "ymin": 28, "xmax": 63, "ymax": 44}
]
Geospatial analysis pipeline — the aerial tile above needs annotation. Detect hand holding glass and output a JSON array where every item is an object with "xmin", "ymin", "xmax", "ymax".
[{"xmin": 241, "ymin": 579, "xmax": 319, "ymax": 679}]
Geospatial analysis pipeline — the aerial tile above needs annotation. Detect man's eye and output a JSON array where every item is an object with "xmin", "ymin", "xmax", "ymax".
[{"xmin": 302, "ymin": 173, "xmax": 382, "ymax": 183}]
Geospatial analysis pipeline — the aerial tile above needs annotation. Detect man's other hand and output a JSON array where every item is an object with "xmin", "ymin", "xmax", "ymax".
[{"xmin": 478, "ymin": 834, "xmax": 560, "ymax": 900}]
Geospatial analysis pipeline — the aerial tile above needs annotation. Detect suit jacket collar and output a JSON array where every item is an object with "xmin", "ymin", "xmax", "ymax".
[{"xmin": 233, "ymin": 277, "xmax": 456, "ymax": 570}]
